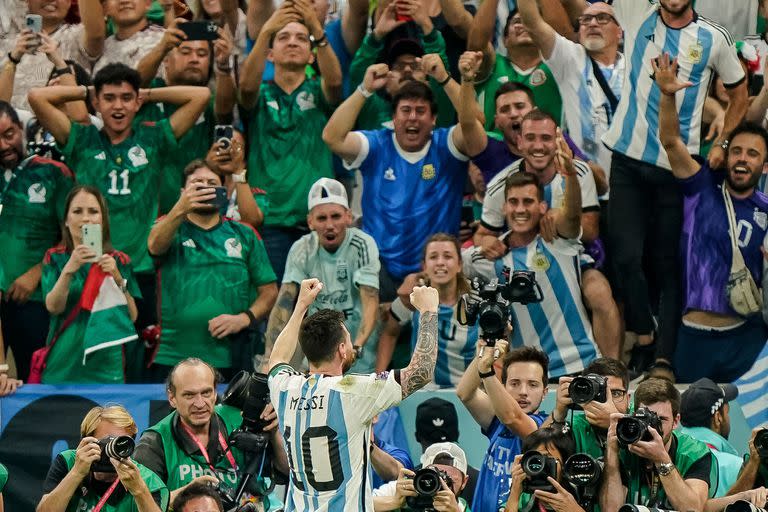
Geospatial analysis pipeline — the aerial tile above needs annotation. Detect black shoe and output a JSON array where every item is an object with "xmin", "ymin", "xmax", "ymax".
[{"xmin": 628, "ymin": 342, "xmax": 656, "ymax": 374}]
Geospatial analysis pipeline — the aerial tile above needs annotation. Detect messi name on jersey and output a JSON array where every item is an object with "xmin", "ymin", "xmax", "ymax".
[{"xmin": 289, "ymin": 395, "xmax": 327, "ymax": 411}]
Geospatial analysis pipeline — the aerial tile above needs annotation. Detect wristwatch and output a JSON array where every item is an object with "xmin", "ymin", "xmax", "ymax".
[
  {"xmin": 231, "ymin": 170, "xmax": 247, "ymax": 183},
  {"xmin": 310, "ymin": 32, "xmax": 328, "ymax": 48},
  {"xmin": 353, "ymin": 345, "xmax": 363, "ymax": 359},
  {"xmin": 719, "ymin": 139, "xmax": 730, "ymax": 151},
  {"xmin": 119, "ymin": 278, "xmax": 129, "ymax": 293},
  {"xmin": 656, "ymin": 461, "xmax": 675, "ymax": 477}
]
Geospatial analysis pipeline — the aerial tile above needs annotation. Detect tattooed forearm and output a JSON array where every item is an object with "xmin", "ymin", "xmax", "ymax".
[
  {"xmin": 400, "ymin": 311, "xmax": 438, "ymax": 398},
  {"xmin": 264, "ymin": 284, "xmax": 299, "ymax": 358}
]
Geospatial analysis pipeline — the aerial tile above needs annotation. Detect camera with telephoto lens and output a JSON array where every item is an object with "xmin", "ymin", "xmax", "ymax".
[
  {"xmin": 521, "ymin": 450, "xmax": 558, "ymax": 493},
  {"xmin": 457, "ymin": 270, "xmax": 543, "ymax": 344},
  {"xmin": 618, "ymin": 507, "xmax": 678, "ymax": 512},
  {"xmin": 221, "ymin": 371, "xmax": 274, "ymax": 502},
  {"xmin": 405, "ymin": 467, "xmax": 454, "ymax": 511},
  {"xmin": 616, "ymin": 407, "xmax": 663, "ymax": 446},
  {"xmin": 568, "ymin": 374, "xmax": 608, "ymax": 409},
  {"xmin": 91, "ymin": 435, "xmax": 135, "ymax": 473},
  {"xmin": 754, "ymin": 428, "xmax": 768, "ymax": 461},
  {"xmin": 725, "ymin": 501, "xmax": 768, "ymax": 512}
]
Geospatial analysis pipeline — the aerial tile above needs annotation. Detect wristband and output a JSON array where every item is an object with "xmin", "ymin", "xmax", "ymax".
[
  {"xmin": 244, "ymin": 309, "xmax": 258, "ymax": 328},
  {"xmin": 231, "ymin": 170, "xmax": 247, "ymax": 183},
  {"xmin": 478, "ymin": 368, "xmax": 495, "ymax": 379},
  {"xmin": 0, "ymin": 363, "xmax": 9, "ymax": 372},
  {"xmin": 7, "ymin": 52, "xmax": 21, "ymax": 65},
  {"xmin": 51, "ymin": 65, "xmax": 72, "ymax": 78},
  {"xmin": 310, "ymin": 32, "xmax": 328, "ymax": 47},
  {"xmin": 357, "ymin": 84, "xmax": 373, "ymax": 99},
  {"xmin": 438, "ymin": 74, "xmax": 451, "ymax": 86}
]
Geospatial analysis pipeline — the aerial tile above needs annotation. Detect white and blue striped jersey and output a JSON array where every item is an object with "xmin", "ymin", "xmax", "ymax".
[
  {"xmin": 545, "ymin": 33, "xmax": 625, "ymax": 181},
  {"xmin": 602, "ymin": 0, "xmax": 744, "ymax": 170},
  {"xmin": 268, "ymin": 365, "xmax": 402, "ymax": 511},
  {"xmin": 390, "ymin": 298, "xmax": 478, "ymax": 389},
  {"xmin": 463, "ymin": 239, "xmax": 598, "ymax": 377},
  {"xmin": 480, "ymin": 159, "xmax": 599, "ymax": 232}
]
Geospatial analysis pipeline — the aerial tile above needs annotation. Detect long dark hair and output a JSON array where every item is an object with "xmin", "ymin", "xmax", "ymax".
[
  {"xmin": 420, "ymin": 233, "xmax": 471, "ymax": 297},
  {"xmin": 61, "ymin": 186, "xmax": 114, "ymax": 253}
]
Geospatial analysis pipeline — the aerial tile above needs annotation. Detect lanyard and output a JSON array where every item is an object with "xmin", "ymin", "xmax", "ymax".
[
  {"xmin": 91, "ymin": 477, "xmax": 120, "ymax": 512},
  {"xmin": 179, "ymin": 421, "xmax": 238, "ymax": 474}
]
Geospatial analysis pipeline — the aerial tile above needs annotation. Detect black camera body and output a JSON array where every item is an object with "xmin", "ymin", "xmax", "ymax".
[
  {"xmin": 754, "ymin": 428, "xmax": 768, "ymax": 461},
  {"xmin": 458, "ymin": 270, "xmax": 543, "ymax": 343},
  {"xmin": 405, "ymin": 467, "xmax": 454, "ymax": 512},
  {"xmin": 91, "ymin": 435, "xmax": 135, "ymax": 473},
  {"xmin": 568, "ymin": 374, "xmax": 608, "ymax": 408},
  {"xmin": 521, "ymin": 450, "xmax": 559, "ymax": 494},
  {"xmin": 616, "ymin": 407, "xmax": 663, "ymax": 446}
]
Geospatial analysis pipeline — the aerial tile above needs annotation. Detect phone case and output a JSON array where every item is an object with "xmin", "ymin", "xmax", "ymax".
[{"xmin": 82, "ymin": 224, "xmax": 103, "ymax": 261}]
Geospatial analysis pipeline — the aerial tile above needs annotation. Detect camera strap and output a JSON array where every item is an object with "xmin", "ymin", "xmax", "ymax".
[
  {"xmin": 91, "ymin": 478, "xmax": 121, "ymax": 512},
  {"xmin": 180, "ymin": 420, "xmax": 238, "ymax": 474}
]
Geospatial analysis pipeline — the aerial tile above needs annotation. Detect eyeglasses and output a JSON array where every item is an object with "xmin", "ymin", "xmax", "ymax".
[
  {"xmin": 578, "ymin": 13, "xmax": 617, "ymax": 26},
  {"xmin": 611, "ymin": 389, "xmax": 627, "ymax": 400}
]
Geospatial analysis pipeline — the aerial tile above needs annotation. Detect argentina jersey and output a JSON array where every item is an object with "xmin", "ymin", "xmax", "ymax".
[
  {"xmin": 481, "ymin": 159, "xmax": 599, "ymax": 231},
  {"xmin": 390, "ymin": 299, "xmax": 478, "ymax": 388},
  {"xmin": 344, "ymin": 127, "xmax": 469, "ymax": 279},
  {"xmin": 463, "ymin": 238, "xmax": 598, "ymax": 377},
  {"xmin": 545, "ymin": 34, "xmax": 625, "ymax": 176},
  {"xmin": 268, "ymin": 365, "xmax": 402, "ymax": 511},
  {"xmin": 602, "ymin": 0, "xmax": 744, "ymax": 170}
]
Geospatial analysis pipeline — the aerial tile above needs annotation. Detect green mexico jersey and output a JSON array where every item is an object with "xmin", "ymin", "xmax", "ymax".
[
  {"xmin": 246, "ymin": 78, "xmax": 334, "ymax": 228},
  {"xmin": 155, "ymin": 219, "xmax": 276, "ymax": 368},
  {"xmin": 59, "ymin": 119, "xmax": 178, "ymax": 274},
  {"xmin": 0, "ymin": 156, "xmax": 73, "ymax": 301},
  {"xmin": 59, "ymin": 450, "xmax": 168, "ymax": 512},
  {"xmin": 136, "ymin": 78, "xmax": 215, "ymax": 214},
  {"xmin": 283, "ymin": 228, "xmax": 380, "ymax": 370},
  {"xmin": 476, "ymin": 57, "xmax": 562, "ymax": 132},
  {"xmin": 41, "ymin": 247, "xmax": 141, "ymax": 383},
  {"xmin": 0, "ymin": 462, "xmax": 6, "ymax": 492}
]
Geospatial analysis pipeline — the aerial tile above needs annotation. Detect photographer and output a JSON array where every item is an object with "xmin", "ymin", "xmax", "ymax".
[
  {"xmin": 146, "ymin": 160, "xmax": 278, "ymax": 379},
  {"xmin": 600, "ymin": 378, "xmax": 716, "ymax": 512},
  {"xmin": 504, "ymin": 426, "xmax": 584, "ymax": 512},
  {"xmin": 38, "ymin": 405, "xmax": 168, "ymax": 512},
  {"xmin": 727, "ymin": 427, "xmax": 768, "ymax": 494},
  {"xmin": 374, "ymin": 443, "xmax": 470, "ymax": 512},
  {"xmin": 134, "ymin": 358, "xmax": 288, "ymax": 505},
  {"xmin": 170, "ymin": 481, "xmax": 225, "ymax": 512},
  {"xmin": 544, "ymin": 358, "xmax": 630, "ymax": 459},
  {"xmin": 456, "ymin": 343, "xmax": 549, "ymax": 512},
  {"xmin": 267, "ymin": 278, "xmax": 439, "ymax": 510}
]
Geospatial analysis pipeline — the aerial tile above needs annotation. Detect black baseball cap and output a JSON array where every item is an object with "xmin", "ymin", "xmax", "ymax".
[
  {"xmin": 386, "ymin": 38, "xmax": 425, "ymax": 66},
  {"xmin": 680, "ymin": 378, "xmax": 738, "ymax": 427},
  {"xmin": 415, "ymin": 398, "xmax": 459, "ymax": 444}
]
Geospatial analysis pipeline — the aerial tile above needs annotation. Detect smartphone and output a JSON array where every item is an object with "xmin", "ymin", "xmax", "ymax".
[
  {"xmin": 25, "ymin": 14, "xmax": 42, "ymax": 33},
  {"xmin": 178, "ymin": 21, "xmax": 220, "ymax": 41},
  {"xmin": 214, "ymin": 125, "xmax": 233, "ymax": 151},
  {"xmin": 82, "ymin": 224, "xmax": 103, "ymax": 261},
  {"xmin": 395, "ymin": 2, "xmax": 413, "ymax": 22},
  {"xmin": 199, "ymin": 185, "xmax": 229, "ymax": 212}
]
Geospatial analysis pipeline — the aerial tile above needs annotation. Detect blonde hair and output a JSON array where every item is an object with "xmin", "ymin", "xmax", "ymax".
[{"xmin": 80, "ymin": 405, "xmax": 138, "ymax": 438}]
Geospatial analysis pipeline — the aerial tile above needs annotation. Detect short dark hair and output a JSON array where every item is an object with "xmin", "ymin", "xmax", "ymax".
[
  {"xmin": 501, "ymin": 346, "xmax": 549, "ymax": 385},
  {"xmin": 583, "ymin": 357, "xmax": 629, "ymax": 389},
  {"xmin": 634, "ymin": 377, "xmax": 681, "ymax": 417},
  {"xmin": 166, "ymin": 358, "xmax": 220, "ymax": 395},
  {"xmin": 171, "ymin": 481, "xmax": 224, "ymax": 512},
  {"xmin": 521, "ymin": 425, "xmax": 575, "ymax": 461},
  {"xmin": 0, "ymin": 101, "xmax": 21, "ymax": 127},
  {"xmin": 299, "ymin": 309, "xmax": 347, "ymax": 364},
  {"xmin": 494, "ymin": 81, "xmax": 535, "ymax": 108},
  {"xmin": 93, "ymin": 63, "xmax": 141, "ymax": 95},
  {"xmin": 392, "ymin": 81, "xmax": 438, "ymax": 117},
  {"xmin": 183, "ymin": 159, "xmax": 225, "ymax": 185},
  {"xmin": 729, "ymin": 121, "xmax": 768, "ymax": 162},
  {"xmin": 504, "ymin": 171, "xmax": 545, "ymax": 201},
  {"xmin": 521, "ymin": 108, "xmax": 558, "ymax": 129}
]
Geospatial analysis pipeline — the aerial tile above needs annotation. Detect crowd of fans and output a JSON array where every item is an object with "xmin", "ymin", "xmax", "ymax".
[{"xmin": 1, "ymin": 0, "xmax": 768, "ymax": 509}]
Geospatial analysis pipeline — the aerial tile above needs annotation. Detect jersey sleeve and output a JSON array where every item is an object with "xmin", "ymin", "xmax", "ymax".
[
  {"xmin": 545, "ymin": 33, "xmax": 584, "ymax": 77},
  {"xmin": 246, "ymin": 230, "xmax": 277, "ymax": 287},
  {"xmin": 342, "ymin": 131, "xmax": 376, "ymax": 171},
  {"xmin": 331, "ymin": 370, "xmax": 402, "ymax": 422},
  {"xmin": 268, "ymin": 363, "xmax": 303, "ymax": 395},
  {"xmin": 389, "ymin": 297, "xmax": 414, "ymax": 326},
  {"xmin": 444, "ymin": 126, "xmax": 470, "ymax": 163},
  {"xmin": 352, "ymin": 234, "xmax": 380, "ymax": 290},
  {"xmin": 480, "ymin": 174, "xmax": 507, "ymax": 230},
  {"xmin": 58, "ymin": 122, "xmax": 92, "ymax": 172},
  {"xmin": 575, "ymin": 161, "xmax": 600, "ymax": 211},
  {"xmin": 54, "ymin": 165, "xmax": 75, "ymax": 221},
  {"xmin": 41, "ymin": 252, "xmax": 64, "ymax": 298},
  {"xmin": 282, "ymin": 237, "xmax": 309, "ymax": 285},
  {"xmin": 677, "ymin": 162, "xmax": 714, "ymax": 196},
  {"xmin": 712, "ymin": 34, "xmax": 746, "ymax": 87}
]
